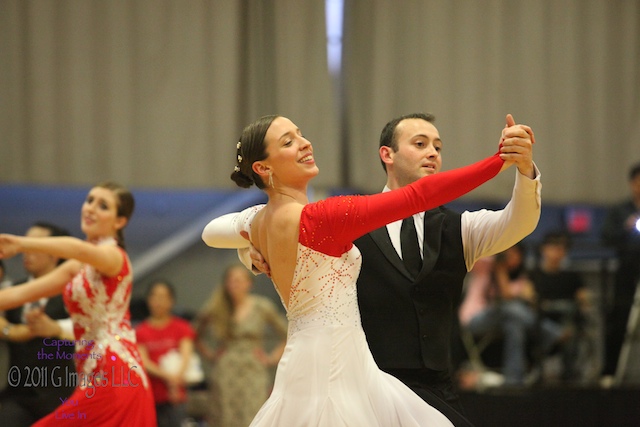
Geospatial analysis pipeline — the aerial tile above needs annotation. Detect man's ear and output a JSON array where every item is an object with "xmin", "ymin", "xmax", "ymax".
[{"xmin": 379, "ymin": 145, "xmax": 394, "ymax": 167}]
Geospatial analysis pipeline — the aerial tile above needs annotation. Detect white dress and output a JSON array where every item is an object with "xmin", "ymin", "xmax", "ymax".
[
  {"xmin": 250, "ymin": 240, "xmax": 454, "ymax": 427},
  {"xmin": 203, "ymin": 153, "xmax": 504, "ymax": 426}
]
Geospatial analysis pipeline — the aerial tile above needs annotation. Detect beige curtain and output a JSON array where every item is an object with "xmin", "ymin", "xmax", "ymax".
[
  {"xmin": 342, "ymin": 0, "xmax": 640, "ymax": 203},
  {"xmin": 0, "ymin": 0, "xmax": 339, "ymax": 189},
  {"xmin": 3, "ymin": 0, "xmax": 639, "ymax": 202}
]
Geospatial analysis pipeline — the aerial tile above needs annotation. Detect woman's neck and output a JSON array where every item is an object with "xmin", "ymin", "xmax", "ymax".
[
  {"xmin": 149, "ymin": 313, "xmax": 172, "ymax": 326},
  {"xmin": 232, "ymin": 295, "xmax": 253, "ymax": 322},
  {"xmin": 87, "ymin": 235, "xmax": 117, "ymax": 245},
  {"xmin": 231, "ymin": 293, "xmax": 249, "ymax": 307},
  {"xmin": 268, "ymin": 186, "xmax": 309, "ymax": 205}
]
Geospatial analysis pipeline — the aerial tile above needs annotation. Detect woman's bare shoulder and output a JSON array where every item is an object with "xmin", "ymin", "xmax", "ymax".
[{"xmin": 266, "ymin": 202, "xmax": 304, "ymax": 227}]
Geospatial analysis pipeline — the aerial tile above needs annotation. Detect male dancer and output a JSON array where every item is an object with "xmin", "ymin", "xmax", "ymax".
[{"xmin": 247, "ymin": 113, "xmax": 540, "ymax": 426}]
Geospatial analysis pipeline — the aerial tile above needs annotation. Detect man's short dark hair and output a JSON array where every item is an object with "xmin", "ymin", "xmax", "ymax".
[
  {"xmin": 541, "ymin": 231, "xmax": 571, "ymax": 249},
  {"xmin": 378, "ymin": 113, "xmax": 436, "ymax": 172},
  {"xmin": 31, "ymin": 222, "xmax": 71, "ymax": 265},
  {"xmin": 32, "ymin": 222, "xmax": 70, "ymax": 238}
]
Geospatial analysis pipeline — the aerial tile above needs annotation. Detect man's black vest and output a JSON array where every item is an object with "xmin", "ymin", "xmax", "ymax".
[{"xmin": 355, "ymin": 206, "xmax": 466, "ymax": 371}]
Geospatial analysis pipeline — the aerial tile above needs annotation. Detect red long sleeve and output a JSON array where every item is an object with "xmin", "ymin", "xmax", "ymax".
[{"xmin": 299, "ymin": 153, "xmax": 504, "ymax": 256}]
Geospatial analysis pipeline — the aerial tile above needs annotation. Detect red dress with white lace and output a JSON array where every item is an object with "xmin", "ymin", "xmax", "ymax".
[{"xmin": 33, "ymin": 238, "xmax": 156, "ymax": 426}]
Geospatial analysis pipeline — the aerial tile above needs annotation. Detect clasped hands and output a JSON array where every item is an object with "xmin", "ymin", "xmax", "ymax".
[{"xmin": 500, "ymin": 114, "xmax": 536, "ymax": 179}]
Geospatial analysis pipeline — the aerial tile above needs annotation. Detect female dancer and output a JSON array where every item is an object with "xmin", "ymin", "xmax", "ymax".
[
  {"xmin": 0, "ymin": 182, "xmax": 156, "ymax": 426},
  {"xmin": 201, "ymin": 115, "xmax": 527, "ymax": 426}
]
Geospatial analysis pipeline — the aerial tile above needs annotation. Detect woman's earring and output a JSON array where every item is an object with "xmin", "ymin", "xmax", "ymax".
[{"xmin": 268, "ymin": 170, "xmax": 274, "ymax": 189}]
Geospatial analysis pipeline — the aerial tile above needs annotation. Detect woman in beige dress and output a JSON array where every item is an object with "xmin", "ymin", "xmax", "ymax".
[{"xmin": 196, "ymin": 264, "xmax": 287, "ymax": 427}]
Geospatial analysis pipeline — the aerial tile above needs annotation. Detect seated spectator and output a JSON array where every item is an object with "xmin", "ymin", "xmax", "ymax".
[
  {"xmin": 529, "ymin": 231, "xmax": 592, "ymax": 383},
  {"xmin": 459, "ymin": 243, "xmax": 565, "ymax": 387}
]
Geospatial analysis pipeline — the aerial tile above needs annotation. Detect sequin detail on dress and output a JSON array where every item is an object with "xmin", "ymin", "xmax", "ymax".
[
  {"xmin": 34, "ymin": 238, "xmax": 156, "ymax": 427},
  {"xmin": 285, "ymin": 244, "xmax": 360, "ymax": 336},
  {"xmin": 63, "ymin": 238, "xmax": 148, "ymax": 389}
]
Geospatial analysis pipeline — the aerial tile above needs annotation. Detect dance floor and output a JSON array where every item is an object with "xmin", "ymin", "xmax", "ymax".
[{"xmin": 459, "ymin": 386, "xmax": 640, "ymax": 427}]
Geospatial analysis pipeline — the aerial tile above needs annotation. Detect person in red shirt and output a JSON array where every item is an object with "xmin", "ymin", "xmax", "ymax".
[{"xmin": 136, "ymin": 280, "xmax": 196, "ymax": 427}]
